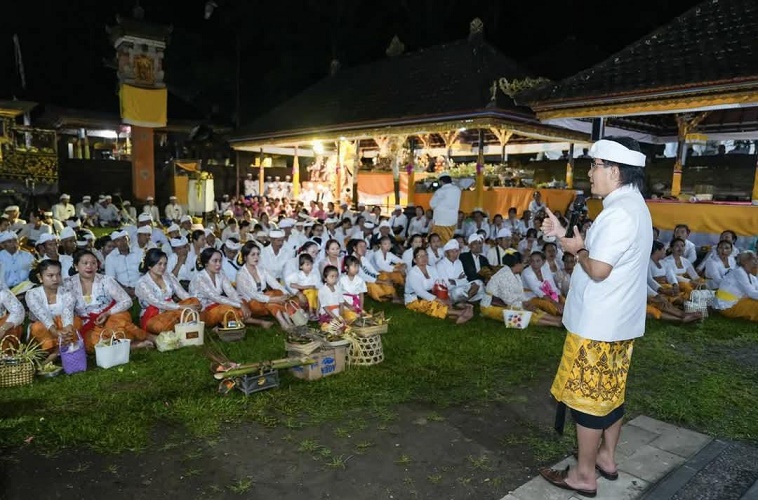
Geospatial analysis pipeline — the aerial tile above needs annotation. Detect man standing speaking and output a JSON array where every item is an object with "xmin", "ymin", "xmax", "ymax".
[
  {"xmin": 429, "ymin": 172, "xmax": 461, "ymax": 244},
  {"xmin": 539, "ymin": 137, "xmax": 651, "ymax": 497}
]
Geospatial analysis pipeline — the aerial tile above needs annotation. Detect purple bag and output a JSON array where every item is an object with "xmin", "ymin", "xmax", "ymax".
[{"xmin": 59, "ymin": 332, "xmax": 87, "ymax": 375}]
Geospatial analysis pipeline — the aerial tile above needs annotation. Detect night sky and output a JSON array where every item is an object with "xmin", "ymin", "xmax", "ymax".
[{"xmin": 1, "ymin": 0, "xmax": 703, "ymax": 127}]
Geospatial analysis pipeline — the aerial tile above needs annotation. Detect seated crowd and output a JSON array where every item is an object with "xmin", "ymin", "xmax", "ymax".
[{"xmin": 0, "ymin": 194, "xmax": 756, "ymax": 363}]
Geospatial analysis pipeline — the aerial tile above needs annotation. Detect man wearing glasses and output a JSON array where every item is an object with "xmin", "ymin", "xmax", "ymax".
[{"xmin": 539, "ymin": 137, "xmax": 652, "ymax": 497}]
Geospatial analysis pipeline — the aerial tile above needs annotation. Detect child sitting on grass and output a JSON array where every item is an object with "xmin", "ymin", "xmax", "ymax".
[
  {"xmin": 339, "ymin": 255, "xmax": 366, "ymax": 323},
  {"xmin": 285, "ymin": 253, "xmax": 321, "ymax": 321},
  {"xmin": 317, "ymin": 265, "xmax": 345, "ymax": 326}
]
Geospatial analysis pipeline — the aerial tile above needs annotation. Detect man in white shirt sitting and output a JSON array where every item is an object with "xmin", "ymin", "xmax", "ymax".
[
  {"xmin": 76, "ymin": 196, "xmax": 98, "ymax": 227},
  {"xmin": 97, "ymin": 195, "xmax": 121, "ymax": 227},
  {"xmin": 4, "ymin": 206, "xmax": 26, "ymax": 234},
  {"xmin": 435, "ymin": 239, "xmax": 484, "ymax": 303},
  {"xmin": 464, "ymin": 208, "xmax": 490, "ymax": 239},
  {"xmin": 52, "ymin": 194, "xmax": 76, "ymax": 223},
  {"xmin": 260, "ymin": 229, "xmax": 293, "ymax": 282},
  {"xmin": 504, "ymin": 207, "xmax": 526, "ymax": 236},
  {"xmin": 389, "ymin": 205, "xmax": 408, "ymax": 242},
  {"xmin": 164, "ymin": 196, "xmax": 183, "ymax": 226},
  {"xmin": 143, "ymin": 196, "xmax": 161, "ymax": 225},
  {"xmin": 166, "ymin": 236, "xmax": 193, "ymax": 289},
  {"xmin": 104, "ymin": 230, "xmax": 142, "ymax": 297},
  {"xmin": 0, "ymin": 231, "xmax": 35, "ymax": 290}
]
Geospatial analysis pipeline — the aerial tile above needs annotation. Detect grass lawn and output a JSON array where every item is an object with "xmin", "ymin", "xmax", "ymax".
[{"xmin": 0, "ymin": 302, "xmax": 755, "ymax": 455}]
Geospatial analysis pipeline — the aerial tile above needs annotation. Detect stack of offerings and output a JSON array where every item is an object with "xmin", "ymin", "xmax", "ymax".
[{"xmin": 285, "ymin": 326, "xmax": 346, "ymax": 381}]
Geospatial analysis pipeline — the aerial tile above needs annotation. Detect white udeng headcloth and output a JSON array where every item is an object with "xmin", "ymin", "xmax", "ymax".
[{"xmin": 589, "ymin": 139, "xmax": 646, "ymax": 167}]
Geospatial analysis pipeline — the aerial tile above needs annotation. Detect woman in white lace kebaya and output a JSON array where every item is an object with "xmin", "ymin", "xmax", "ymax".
[
  {"xmin": 480, "ymin": 250, "xmax": 563, "ymax": 327},
  {"xmin": 65, "ymin": 250, "xmax": 150, "ymax": 352},
  {"xmin": 135, "ymin": 248, "xmax": 201, "ymax": 337},
  {"xmin": 26, "ymin": 259, "xmax": 81, "ymax": 361},
  {"xmin": 189, "ymin": 248, "xmax": 273, "ymax": 329},
  {"xmin": 0, "ymin": 281, "xmax": 26, "ymax": 348},
  {"xmin": 235, "ymin": 242, "xmax": 297, "ymax": 331}
]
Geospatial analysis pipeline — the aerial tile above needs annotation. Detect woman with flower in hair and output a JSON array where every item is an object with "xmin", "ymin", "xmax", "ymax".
[
  {"xmin": 190, "ymin": 247, "xmax": 273, "ymax": 329},
  {"xmin": 480, "ymin": 250, "xmax": 563, "ymax": 327},
  {"xmin": 135, "ymin": 248, "xmax": 202, "ymax": 337},
  {"xmin": 0, "ymin": 278, "xmax": 26, "ymax": 349},
  {"xmin": 25, "ymin": 259, "xmax": 81, "ymax": 362},
  {"xmin": 235, "ymin": 242, "xmax": 297, "ymax": 330},
  {"xmin": 65, "ymin": 249, "xmax": 151, "ymax": 352}
]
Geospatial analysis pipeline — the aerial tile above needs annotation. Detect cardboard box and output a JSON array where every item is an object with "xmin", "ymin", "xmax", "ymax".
[{"xmin": 288, "ymin": 346, "xmax": 346, "ymax": 381}]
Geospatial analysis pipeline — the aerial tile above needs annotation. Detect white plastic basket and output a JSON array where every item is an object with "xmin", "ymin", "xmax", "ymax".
[
  {"xmin": 503, "ymin": 309, "xmax": 532, "ymax": 329},
  {"xmin": 684, "ymin": 300, "xmax": 708, "ymax": 318}
]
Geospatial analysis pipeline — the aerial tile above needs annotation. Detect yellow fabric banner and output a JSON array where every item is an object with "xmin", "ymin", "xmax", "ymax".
[
  {"xmin": 119, "ymin": 84, "xmax": 167, "ymax": 128},
  {"xmin": 587, "ymin": 199, "xmax": 758, "ymax": 236}
]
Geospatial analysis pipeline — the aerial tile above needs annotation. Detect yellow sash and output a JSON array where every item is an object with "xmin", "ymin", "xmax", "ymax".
[{"xmin": 716, "ymin": 289, "xmax": 739, "ymax": 302}]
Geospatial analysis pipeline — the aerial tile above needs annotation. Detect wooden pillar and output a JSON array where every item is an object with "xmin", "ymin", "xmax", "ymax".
[
  {"xmin": 475, "ymin": 129, "xmax": 485, "ymax": 208},
  {"xmin": 336, "ymin": 141, "xmax": 342, "ymax": 205},
  {"xmin": 131, "ymin": 125, "xmax": 155, "ymax": 201},
  {"xmin": 235, "ymin": 150, "xmax": 240, "ymax": 199},
  {"xmin": 352, "ymin": 143, "xmax": 359, "ymax": 208},
  {"xmin": 566, "ymin": 143, "xmax": 575, "ymax": 189},
  {"xmin": 258, "ymin": 148, "xmax": 265, "ymax": 195},
  {"xmin": 407, "ymin": 138, "xmax": 416, "ymax": 206},
  {"xmin": 292, "ymin": 146, "xmax": 300, "ymax": 199}
]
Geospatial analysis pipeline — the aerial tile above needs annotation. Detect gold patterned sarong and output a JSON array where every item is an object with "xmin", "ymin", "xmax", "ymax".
[
  {"xmin": 550, "ymin": 332, "xmax": 634, "ymax": 417},
  {"xmin": 406, "ymin": 299, "xmax": 448, "ymax": 319}
]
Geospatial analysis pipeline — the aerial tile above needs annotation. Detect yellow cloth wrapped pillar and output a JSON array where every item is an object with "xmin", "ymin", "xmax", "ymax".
[
  {"xmin": 408, "ymin": 168, "xmax": 416, "ymax": 206},
  {"xmin": 671, "ymin": 160, "xmax": 683, "ymax": 197},
  {"xmin": 752, "ymin": 159, "xmax": 758, "ymax": 203},
  {"xmin": 292, "ymin": 148, "xmax": 300, "ymax": 199},
  {"xmin": 119, "ymin": 84, "xmax": 167, "ymax": 128},
  {"xmin": 566, "ymin": 161, "xmax": 574, "ymax": 189}
]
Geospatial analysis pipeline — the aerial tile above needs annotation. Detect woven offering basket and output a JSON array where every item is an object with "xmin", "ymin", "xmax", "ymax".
[
  {"xmin": 347, "ymin": 334, "xmax": 384, "ymax": 367},
  {"xmin": 214, "ymin": 310, "xmax": 246, "ymax": 342}
]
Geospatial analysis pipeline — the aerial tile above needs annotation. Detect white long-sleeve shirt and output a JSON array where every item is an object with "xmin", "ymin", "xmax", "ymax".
[
  {"xmin": 189, "ymin": 269, "xmax": 243, "ymax": 310},
  {"xmin": 407, "ymin": 216, "xmax": 428, "ymax": 236},
  {"xmin": 426, "ymin": 247, "xmax": 444, "ymax": 269},
  {"xmin": 705, "ymin": 257, "xmax": 736, "ymax": 290},
  {"xmin": 429, "ymin": 184, "xmax": 461, "ymax": 226},
  {"xmin": 64, "ymin": 274, "xmax": 132, "ymax": 317},
  {"xmin": 164, "ymin": 203, "xmax": 183, "ymax": 222},
  {"xmin": 135, "ymin": 272, "xmax": 191, "ymax": 318},
  {"xmin": 435, "ymin": 258, "xmax": 469, "ymax": 287},
  {"xmin": 0, "ymin": 288, "xmax": 25, "ymax": 326},
  {"xmin": 0, "ymin": 249, "xmax": 35, "ymax": 288},
  {"xmin": 647, "ymin": 259, "xmax": 678, "ymax": 291},
  {"xmin": 521, "ymin": 266, "xmax": 560, "ymax": 300},
  {"xmin": 284, "ymin": 269, "xmax": 322, "ymax": 295},
  {"xmin": 714, "ymin": 267, "xmax": 758, "ymax": 310},
  {"xmin": 260, "ymin": 245, "xmax": 293, "ymax": 281},
  {"xmin": 104, "ymin": 250, "xmax": 142, "ymax": 288},
  {"xmin": 372, "ymin": 249, "xmax": 403, "ymax": 273},
  {"xmin": 404, "ymin": 265, "xmax": 441, "ymax": 303},
  {"xmin": 25, "ymin": 286, "xmax": 76, "ymax": 330},
  {"xmin": 235, "ymin": 264, "xmax": 287, "ymax": 303},
  {"xmin": 662, "ymin": 255, "xmax": 698, "ymax": 281}
]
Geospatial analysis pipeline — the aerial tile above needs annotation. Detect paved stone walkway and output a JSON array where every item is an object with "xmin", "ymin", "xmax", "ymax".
[{"xmin": 500, "ymin": 415, "xmax": 757, "ymax": 500}]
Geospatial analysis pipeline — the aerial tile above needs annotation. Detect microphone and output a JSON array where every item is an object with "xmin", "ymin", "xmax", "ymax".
[{"xmin": 565, "ymin": 195, "xmax": 586, "ymax": 238}]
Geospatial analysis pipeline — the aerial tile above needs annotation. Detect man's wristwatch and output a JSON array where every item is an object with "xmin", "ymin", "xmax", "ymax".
[{"xmin": 576, "ymin": 248, "xmax": 589, "ymax": 256}]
